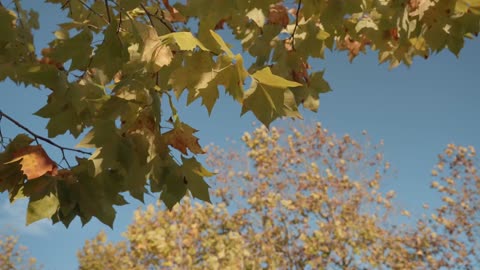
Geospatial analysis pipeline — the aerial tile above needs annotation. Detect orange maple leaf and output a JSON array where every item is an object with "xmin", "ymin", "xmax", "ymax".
[
  {"xmin": 7, "ymin": 145, "xmax": 58, "ymax": 180},
  {"xmin": 163, "ymin": 123, "xmax": 205, "ymax": 155}
]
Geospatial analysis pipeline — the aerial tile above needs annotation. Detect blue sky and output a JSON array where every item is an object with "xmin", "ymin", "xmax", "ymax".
[{"xmin": 0, "ymin": 2, "xmax": 479, "ymax": 269}]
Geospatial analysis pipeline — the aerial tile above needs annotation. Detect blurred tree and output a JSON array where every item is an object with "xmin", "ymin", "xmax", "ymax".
[
  {"xmin": 0, "ymin": 235, "xmax": 40, "ymax": 270},
  {"xmin": 78, "ymin": 123, "xmax": 479, "ymax": 269}
]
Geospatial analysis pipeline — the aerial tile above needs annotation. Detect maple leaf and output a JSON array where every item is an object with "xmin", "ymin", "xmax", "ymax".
[
  {"xmin": 141, "ymin": 26, "xmax": 174, "ymax": 72},
  {"xmin": 190, "ymin": 54, "xmax": 248, "ymax": 114},
  {"xmin": 7, "ymin": 145, "xmax": 58, "ymax": 180},
  {"xmin": 268, "ymin": 4, "xmax": 289, "ymax": 28},
  {"xmin": 337, "ymin": 35, "xmax": 370, "ymax": 62},
  {"xmin": 242, "ymin": 67, "xmax": 302, "ymax": 127},
  {"xmin": 163, "ymin": 122, "xmax": 205, "ymax": 155},
  {"xmin": 181, "ymin": 156, "xmax": 213, "ymax": 202},
  {"xmin": 169, "ymin": 51, "xmax": 215, "ymax": 99}
]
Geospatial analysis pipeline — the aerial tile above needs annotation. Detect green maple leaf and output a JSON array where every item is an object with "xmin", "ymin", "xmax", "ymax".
[
  {"xmin": 50, "ymin": 30, "xmax": 93, "ymax": 71},
  {"xmin": 63, "ymin": 159, "xmax": 128, "ymax": 228},
  {"xmin": 91, "ymin": 21, "xmax": 128, "ymax": 80},
  {"xmin": 35, "ymin": 82, "xmax": 102, "ymax": 138},
  {"xmin": 176, "ymin": 0, "xmax": 233, "ymax": 32},
  {"xmin": 0, "ymin": 8, "xmax": 17, "ymax": 42},
  {"xmin": 194, "ymin": 80, "xmax": 219, "ymax": 115},
  {"xmin": 193, "ymin": 54, "xmax": 248, "ymax": 114},
  {"xmin": 23, "ymin": 175, "xmax": 57, "ymax": 197},
  {"xmin": 169, "ymin": 52, "xmax": 215, "ymax": 99},
  {"xmin": 77, "ymin": 120, "xmax": 141, "ymax": 178},
  {"xmin": 27, "ymin": 193, "xmax": 59, "ymax": 225},
  {"xmin": 294, "ymin": 71, "xmax": 331, "ymax": 112},
  {"xmin": 18, "ymin": 63, "xmax": 68, "ymax": 91},
  {"xmin": 0, "ymin": 161, "xmax": 24, "ymax": 198},
  {"xmin": 150, "ymin": 153, "xmax": 188, "ymax": 209},
  {"xmin": 217, "ymin": 54, "xmax": 248, "ymax": 103},
  {"xmin": 121, "ymin": 134, "xmax": 150, "ymax": 202},
  {"xmin": 74, "ymin": 177, "xmax": 117, "ymax": 228},
  {"xmin": 241, "ymin": 67, "xmax": 302, "ymax": 127},
  {"xmin": 181, "ymin": 156, "xmax": 213, "ymax": 203},
  {"xmin": 118, "ymin": 0, "xmax": 142, "ymax": 11}
]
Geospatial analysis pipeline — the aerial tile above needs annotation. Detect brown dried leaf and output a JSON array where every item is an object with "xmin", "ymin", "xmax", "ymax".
[
  {"xmin": 337, "ymin": 35, "xmax": 370, "ymax": 62},
  {"xmin": 268, "ymin": 4, "xmax": 289, "ymax": 28},
  {"xmin": 163, "ymin": 122, "xmax": 205, "ymax": 155}
]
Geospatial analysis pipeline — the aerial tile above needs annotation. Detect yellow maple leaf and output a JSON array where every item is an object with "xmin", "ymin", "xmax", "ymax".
[{"xmin": 141, "ymin": 27, "xmax": 173, "ymax": 71}]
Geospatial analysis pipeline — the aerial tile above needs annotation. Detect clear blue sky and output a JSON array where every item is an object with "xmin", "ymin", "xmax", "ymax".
[{"xmin": 0, "ymin": 2, "xmax": 479, "ymax": 269}]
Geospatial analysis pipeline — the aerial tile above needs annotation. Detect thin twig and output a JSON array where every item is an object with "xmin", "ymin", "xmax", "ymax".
[
  {"xmin": 13, "ymin": 1, "xmax": 25, "ymax": 30},
  {"xmin": 140, "ymin": 3, "xmax": 174, "ymax": 32},
  {"xmin": 104, "ymin": 0, "xmax": 111, "ymax": 23},
  {"xmin": 77, "ymin": 0, "xmax": 110, "ymax": 24},
  {"xmin": 117, "ymin": 12, "xmax": 122, "ymax": 33},
  {"xmin": 0, "ymin": 110, "xmax": 91, "ymax": 156},
  {"xmin": 61, "ymin": 0, "xmax": 70, "ymax": 10},
  {"xmin": 153, "ymin": 13, "xmax": 175, "ymax": 32},
  {"xmin": 290, "ymin": 0, "xmax": 302, "ymax": 51},
  {"xmin": 140, "ymin": 3, "xmax": 155, "ymax": 27},
  {"xmin": 78, "ymin": 56, "xmax": 93, "ymax": 79},
  {"xmin": 0, "ymin": 114, "xmax": 4, "ymax": 148}
]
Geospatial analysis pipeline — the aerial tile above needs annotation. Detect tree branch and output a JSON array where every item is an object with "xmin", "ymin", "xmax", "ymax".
[
  {"xmin": 140, "ymin": 3, "xmax": 175, "ymax": 32},
  {"xmin": 140, "ymin": 3, "xmax": 155, "ymax": 27},
  {"xmin": 290, "ymin": 0, "xmax": 302, "ymax": 51},
  {"xmin": 104, "ymin": 0, "xmax": 111, "ymax": 23},
  {"xmin": 0, "ymin": 110, "xmax": 91, "ymax": 156}
]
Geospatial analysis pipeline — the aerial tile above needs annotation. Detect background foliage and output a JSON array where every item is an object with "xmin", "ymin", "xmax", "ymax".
[
  {"xmin": 76, "ymin": 123, "xmax": 479, "ymax": 269},
  {"xmin": 0, "ymin": 235, "xmax": 39, "ymax": 270}
]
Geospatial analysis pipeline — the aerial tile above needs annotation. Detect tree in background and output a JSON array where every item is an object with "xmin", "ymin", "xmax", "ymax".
[
  {"xmin": 1, "ymin": 0, "xmax": 480, "ymax": 226},
  {"xmin": 0, "ymin": 235, "xmax": 40, "ymax": 270},
  {"xmin": 77, "ymin": 123, "xmax": 479, "ymax": 269}
]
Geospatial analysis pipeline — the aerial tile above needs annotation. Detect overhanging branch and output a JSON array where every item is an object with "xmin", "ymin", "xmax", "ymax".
[{"xmin": 0, "ymin": 110, "xmax": 91, "ymax": 156}]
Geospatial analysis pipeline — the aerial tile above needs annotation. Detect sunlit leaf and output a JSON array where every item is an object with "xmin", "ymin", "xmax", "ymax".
[{"xmin": 7, "ymin": 145, "xmax": 58, "ymax": 180}]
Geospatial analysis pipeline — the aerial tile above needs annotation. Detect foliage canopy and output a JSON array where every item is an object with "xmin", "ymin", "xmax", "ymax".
[{"xmin": 0, "ymin": 0, "xmax": 479, "ymax": 226}]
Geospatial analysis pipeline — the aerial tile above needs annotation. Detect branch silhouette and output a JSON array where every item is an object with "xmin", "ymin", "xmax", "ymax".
[{"xmin": 0, "ymin": 110, "xmax": 91, "ymax": 156}]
